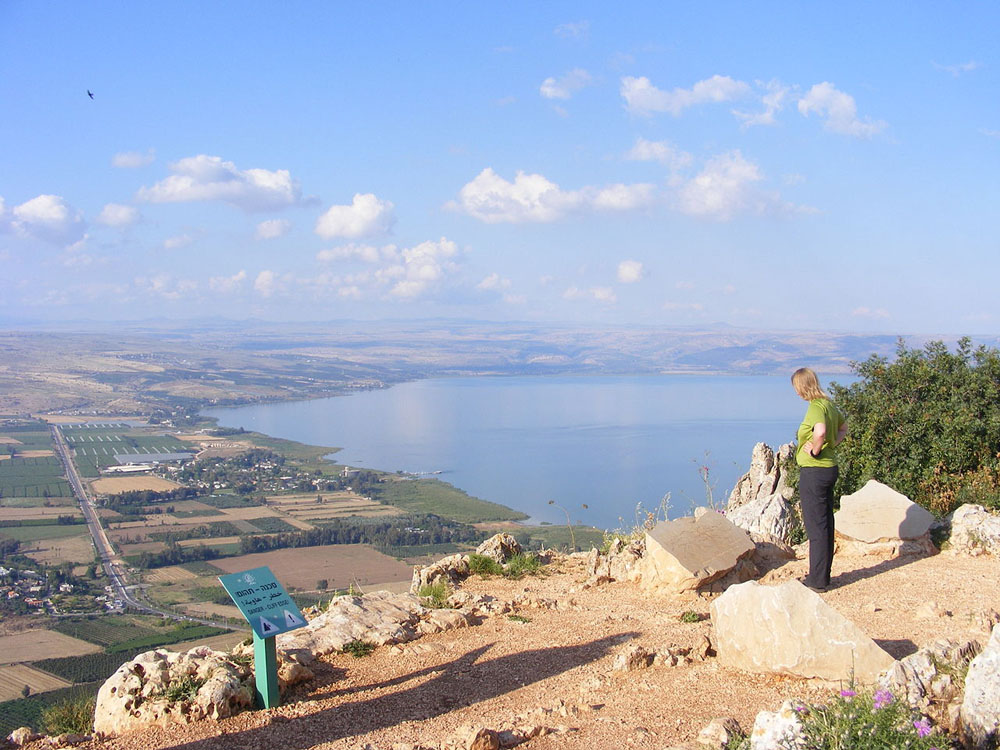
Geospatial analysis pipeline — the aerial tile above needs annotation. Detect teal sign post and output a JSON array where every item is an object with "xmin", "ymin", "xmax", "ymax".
[{"xmin": 219, "ymin": 566, "xmax": 307, "ymax": 708}]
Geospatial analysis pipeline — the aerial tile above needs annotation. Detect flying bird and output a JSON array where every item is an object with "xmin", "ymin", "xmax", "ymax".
[{"xmin": 87, "ymin": 90, "xmax": 94, "ymax": 99}]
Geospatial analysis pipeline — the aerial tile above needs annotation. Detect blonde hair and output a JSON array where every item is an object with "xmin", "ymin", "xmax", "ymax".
[{"xmin": 791, "ymin": 367, "xmax": 827, "ymax": 401}]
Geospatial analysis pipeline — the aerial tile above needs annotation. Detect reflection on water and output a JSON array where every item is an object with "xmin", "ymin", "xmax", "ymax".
[{"xmin": 203, "ymin": 374, "xmax": 827, "ymax": 530}]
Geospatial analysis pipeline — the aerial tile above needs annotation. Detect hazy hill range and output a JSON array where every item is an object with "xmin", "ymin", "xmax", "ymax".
[{"xmin": 0, "ymin": 320, "xmax": 978, "ymax": 414}]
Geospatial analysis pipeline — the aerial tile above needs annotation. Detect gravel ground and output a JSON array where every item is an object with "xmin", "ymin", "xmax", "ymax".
[{"xmin": 52, "ymin": 548, "xmax": 1000, "ymax": 750}]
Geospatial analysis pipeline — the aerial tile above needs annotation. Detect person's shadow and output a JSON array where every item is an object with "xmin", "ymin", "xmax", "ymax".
[{"xmin": 165, "ymin": 632, "xmax": 637, "ymax": 750}]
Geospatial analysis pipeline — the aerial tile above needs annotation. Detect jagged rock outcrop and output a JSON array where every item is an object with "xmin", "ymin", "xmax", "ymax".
[
  {"xmin": 583, "ymin": 537, "xmax": 644, "ymax": 585},
  {"xmin": 475, "ymin": 533, "xmax": 522, "ymax": 563},
  {"xmin": 727, "ymin": 492, "xmax": 796, "ymax": 546},
  {"xmin": 878, "ymin": 638, "xmax": 981, "ymax": 731},
  {"xmin": 278, "ymin": 590, "xmax": 427, "ymax": 658},
  {"xmin": 711, "ymin": 580, "xmax": 895, "ymax": 682},
  {"xmin": 640, "ymin": 510, "xmax": 756, "ymax": 595},
  {"xmin": 411, "ymin": 553, "xmax": 471, "ymax": 593},
  {"xmin": 727, "ymin": 442, "xmax": 794, "ymax": 512},
  {"xmin": 961, "ymin": 624, "xmax": 1000, "ymax": 749},
  {"xmin": 946, "ymin": 504, "xmax": 1000, "ymax": 556},
  {"xmin": 93, "ymin": 646, "xmax": 253, "ymax": 736}
]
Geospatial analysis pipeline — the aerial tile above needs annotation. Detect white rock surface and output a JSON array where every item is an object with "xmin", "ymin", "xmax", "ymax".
[
  {"xmin": 834, "ymin": 480, "xmax": 935, "ymax": 542},
  {"xmin": 475, "ymin": 533, "xmax": 522, "ymax": 563},
  {"xmin": 749, "ymin": 700, "xmax": 805, "ymax": 750},
  {"xmin": 411, "ymin": 553, "xmax": 471, "ymax": 592},
  {"xmin": 947, "ymin": 504, "xmax": 1000, "ymax": 556},
  {"xmin": 727, "ymin": 492, "xmax": 796, "ymax": 545},
  {"xmin": 961, "ymin": 624, "xmax": 1000, "ymax": 749},
  {"xmin": 727, "ymin": 442, "xmax": 795, "ymax": 511},
  {"xmin": 711, "ymin": 580, "xmax": 895, "ymax": 682},
  {"xmin": 93, "ymin": 646, "xmax": 253, "ymax": 736},
  {"xmin": 641, "ymin": 511, "xmax": 756, "ymax": 594}
]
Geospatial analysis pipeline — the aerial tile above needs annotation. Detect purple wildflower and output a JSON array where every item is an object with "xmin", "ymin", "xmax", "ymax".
[
  {"xmin": 840, "ymin": 689, "xmax": 857, "ymax": 698},
  {"xmin": 913, "ymin": 719, "xmax": 931, "ymax": 738},
  {"xmin": 873, "ymin": 689, "xmax": 893, "ymax": 709}
]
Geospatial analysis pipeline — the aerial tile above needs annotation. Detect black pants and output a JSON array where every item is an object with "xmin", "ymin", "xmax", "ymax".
[{"xmin": 799, "ymin": 465, "xmax": 839, "ymax": 588}]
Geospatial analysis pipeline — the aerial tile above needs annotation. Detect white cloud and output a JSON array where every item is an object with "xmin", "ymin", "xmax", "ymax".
[
  {"xmin": 540, "ymin": 68, "xmax": 593, "ymax": 100},
  {"xmin": 663, "ymin": 301, "xmax": 704, "ymax": 312},
  {"xmin": 11, "ymin": 194, "xmax": 86, "ymax": 245},
  {"xmin": 315, "ymin": 193, "xmax": 395, "ymax": 240},
  {"xmin": 208, "ymin": 270, "xmax": 247, "ymax": 293},
  {"xmin": 554, "ymin": 20, "xmax": 589, "ymax": 39},
  {"xmin": 621, "ymin": 74, "xmax": 750, "ymax": 116},
  {"xmin": 617, "ymin": 260, "xmax": 644, "ymax": 283},
  {"xmin": 980, "ymin": 129, "xmax": 1000, "ymax": 139},
  {"xmin": 798, "ymin": 83, "xmax": 887, "ymax": 138},
  {"xmin": 932, "ymin": 60, "xmax": 981, "ymax": 77},
  {"xmin": 254, "ymin": 269, "xmax": 279, "ymax": 297},
  {"xmin": 625, "ymin": 138, "xmax": 693, "ymax": 171},
  {"xmin": 733, "ymin": 79, "xmax": 791, "ymax": 127},
  {"xmin": 255, "ymin": 219, "xmax": 291, "ymax": 240},
  {"xmin": 675, "ymin": 280, "xmax": 695, "ymax": 290},
  {"xmin": 96, "ymin": 203, "xmax": 139, "ymax": 227},
  {"xmin": 450, "ymin": 168, "xmax": 653, "ymax": 223},
  {"xmin": 163, "ymin": 234, "xmax": 193, "ymax": 250},
  {"xmin": 564, "ymin": 285, "xmax": 617, "ymax": 304},
  {"xmin": 477, "ymin": 273, "xmax": 512, "ymax": 291},
  {"xmin": 673, "ymin": 150, "xmax": 804, "ymax": 220},
  {"xmin": 316, "ymin": 243, "xmax": 398, "ymax": 264},
  {"xmin": 851, "ymin": 306, "xmax": 890, "ymax": 319},
  {"xmin": 133, "ymin": 274, "xmax": 197, "ymax": 300},
  {"xmin": 378, "ymin": 237, "xmax": 459, "ymax": 298},
  {"xmin": 137, "ymin": 155, "xmax": 302, "ymax": 211},
  {"xmin": 112, "ymin": 149, "xmax": 155, "ymax": 168}
]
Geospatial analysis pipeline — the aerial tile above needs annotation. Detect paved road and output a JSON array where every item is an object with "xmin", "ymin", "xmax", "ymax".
[{"xmin": 51, "ymin": 425, "xmax": 242, "ymax": 631}]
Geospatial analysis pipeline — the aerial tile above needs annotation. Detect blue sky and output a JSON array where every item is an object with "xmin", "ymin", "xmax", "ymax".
[{"xmin": 1, "ymin": 2, "xmax": 997, "ymax": 333}]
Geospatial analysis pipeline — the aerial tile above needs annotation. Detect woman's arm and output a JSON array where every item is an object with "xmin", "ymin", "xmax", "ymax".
[
  {"xmin": 809, "ymin": 421, "xmax": 827, "ymax": 457},
  {"xmin": 835, "ymin": 420, "xmax": 848, "ymax": 446}
]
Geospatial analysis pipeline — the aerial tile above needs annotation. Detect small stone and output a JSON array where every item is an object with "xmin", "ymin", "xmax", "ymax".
[
  {"xmin": 613, "ymin": 645, "xmax": 654, "ymax": 672},
  {"xmin": 464, "ymin": 727, "xmax": 499, "ymax": 750},
  {"xmin": 915, "ymin": 601, "xmax": 949, "ymax": 619},
  {"xmin": 8, "ymin": 727, "xmax": 41, "ymax": 746},
  {"xmin": 691, "ymin": 634, "xmax": 713, "ymax": 661},
  {"xmin": 697, "ymin": 717, "xmax": 743, "ymax": 748}
]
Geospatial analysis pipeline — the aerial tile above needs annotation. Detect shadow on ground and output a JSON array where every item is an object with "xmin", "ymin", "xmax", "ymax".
[{"xmin": 165, "ymin": 632, "xmax": 638, "ymax": 750}]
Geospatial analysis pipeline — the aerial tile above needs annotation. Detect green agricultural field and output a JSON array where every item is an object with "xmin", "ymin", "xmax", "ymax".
[
  {"xmin": 198, "ymin": 494, "xmax": 263, "ymax": 509},
  {"xmin": 63, "ymin": 426, "xmax": 193, "ymax": 474},
  {"xmin": 0, "ymin": 457, "xmax": 71, "ymax": 498},
  {"xmin": 0, "ymin": 427, "xmax": 54, "ymax": 453},
  {"xmin": 0, "ymin": 524, "xmax": 88, "ymax": 543},
  {"xmin": 244, "ymin": 516, "xmax": 297, "ymax": 533},
  {"xmin": 378, "ymin": 477, "xmax": 529, "ymax": 524},
  {"xmin": 52, "ymin": 616, "xmax": 159, "ymax": 648},
  {"xmin": 0, "ymin": 682, "xmax": 101, "ymax": 735}
]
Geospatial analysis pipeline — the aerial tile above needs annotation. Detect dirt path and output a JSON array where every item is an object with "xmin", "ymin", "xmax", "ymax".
[{"xmin": 71, "ymin": 549, "xmax": 1000, "ymax": 750}]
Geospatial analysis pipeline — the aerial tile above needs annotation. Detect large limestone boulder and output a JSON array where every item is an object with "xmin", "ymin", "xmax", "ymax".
[
  {"xmin": 93, "ymin": 646, "xmax": 253, "ymax": 736},
  {"xmin": 278, "ymin": 591, "xmax": 425, "ymax": 658},
  {"xmin": 947, "ymin": 504, "xmax": 1000, "ymax": 556},
  {"xmin": 727, "ymin": 442, "xmax": 794, "ymax": 512},
  {"xmin": 411, "ymin": 553, "xmax": 470, "ymax": 593},
  {"xmin": 834, "ymin": 480, "xmax": 935, "ymax": 543},
  {"xmin": 475, "ymin": 533, "xmax": 522, "ymax": 563},
  {"xmin": 640, "ymin": 511, "xmax": 756, "ymax": 595},
  {"xmin": 711, "ymin": 580, "xmax": 895, "ymax": 682},
  {"xmin": 727, "ymin": 492, "xmax": 796, "ymax": 545},
  {"xmin": 961, "ymin": 625, "xmax": 1000, "ymax": 749}
]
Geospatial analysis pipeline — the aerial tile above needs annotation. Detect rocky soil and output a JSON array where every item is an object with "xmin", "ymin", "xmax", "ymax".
[{"xmin": 23, "ymin": 548, "xmax": 1000, "ymax": 750}]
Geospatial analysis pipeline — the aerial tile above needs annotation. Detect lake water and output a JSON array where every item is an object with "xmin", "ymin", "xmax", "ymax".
[{"xmin": 203, "ymin": 374, "xmax": 822, "ymax": 530}]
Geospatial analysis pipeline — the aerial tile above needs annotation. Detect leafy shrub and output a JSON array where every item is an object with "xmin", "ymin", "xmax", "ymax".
[
  {"xmin": 41, "ymin": 695, "xmax": 95, "ymax": 734},
  {"xmin": 418, "ymin": 581, "xmax": 452, "ymax": 609},
  {"xmin": 341, "ymin": 640, "xmax": 375, "ymax": 658},
  {"xmin": 507, "ymin": 615, "xmax": 531, "ymax": 623},
  {"xmin": 797, "ymin": 687, "xmax": 943, "ymax": 749},
  {"xmin": 831, "ymin": 338, "xmax": 1000, "ymax": 514},
  {"xmin": 467, "ymin": 553, "xmax": 503, "ymax": 577},
  {"xmin": 679, "ymin": 611, "xmax": 703, "ymax": 624},
  {"xmin": 503, "ymin": 553, "xmax": 542, "ymax": 579},
  {"xmin": 161, "ymin": 675, "xmax": 205, "ymax": 702}
]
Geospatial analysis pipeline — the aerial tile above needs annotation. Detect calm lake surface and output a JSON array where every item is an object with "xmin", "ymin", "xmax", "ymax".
[{"xmin": 203, "ymin": 374, "xmax": 826, "ymax": 530}]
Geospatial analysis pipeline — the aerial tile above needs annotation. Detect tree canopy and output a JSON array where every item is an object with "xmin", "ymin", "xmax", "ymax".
[{"xmin": 830, "ymin": 337, "xmax": 1000, "ymax": 514}]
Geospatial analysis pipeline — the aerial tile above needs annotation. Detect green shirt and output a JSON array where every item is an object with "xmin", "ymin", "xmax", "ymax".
[{"xmin": 796, "ymin": 398, "xmax": 844, "ymax": 468}]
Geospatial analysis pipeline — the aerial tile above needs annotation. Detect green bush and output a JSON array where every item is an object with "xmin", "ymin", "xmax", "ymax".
[
  {"xmin": 503, "ymin": 553, "xmax": 542, "ymax": 579},
  {"xmin": 40, "ymin": 695, "xmax": 95, "ymax": 735},
  {"xmin": 341, "ymin": 640, "xmax": 375, "ymax": 658},
  {"xmin": 797, "ymin": 687, "xmax": 943, "ymax": 749},
  {"xmin": 161, "ymin": 675, "xmax": 204, "ymax": 702},
  {"xmin": 417, "ymin": 581, "xmax": 452, "ymax": 609},
  {"xmin": 679, "ymin": 611, "xmax": 703, "ymax": 624},
  {"xmin": 467, "ymin": 553, "xmax": 503, "ymax": 577},
  {"xmin": 831, "ymin": 338, "xmax": 1000, "ymax": 514}
]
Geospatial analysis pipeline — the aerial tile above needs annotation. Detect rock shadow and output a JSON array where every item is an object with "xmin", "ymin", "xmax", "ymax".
[
  {"xmin": 829, "ymin": 549, "xmax": 931, "ymax": 589},
  {"xmin": 165, "ymin": 632, "xmax": 638, "ymax": 750},
  {"xmin": 874, "ymin": 638, "xmax": 919, "ymax": 659}
]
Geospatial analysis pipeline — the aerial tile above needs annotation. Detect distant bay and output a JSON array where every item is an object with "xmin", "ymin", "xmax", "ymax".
[{"xmin": 203, "ymin": 374, "xmax": 845, "ymax": 530}]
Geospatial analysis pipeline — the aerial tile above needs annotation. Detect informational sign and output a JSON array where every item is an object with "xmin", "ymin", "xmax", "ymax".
[{"xmin": 219, "ymin": 566, "xmax": 307, "ymax": 639}]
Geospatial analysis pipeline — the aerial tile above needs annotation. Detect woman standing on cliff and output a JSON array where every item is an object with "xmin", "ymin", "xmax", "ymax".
[{"xmin": 792, "ymin": 368, "xmax": 847, "ymax": 592}]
